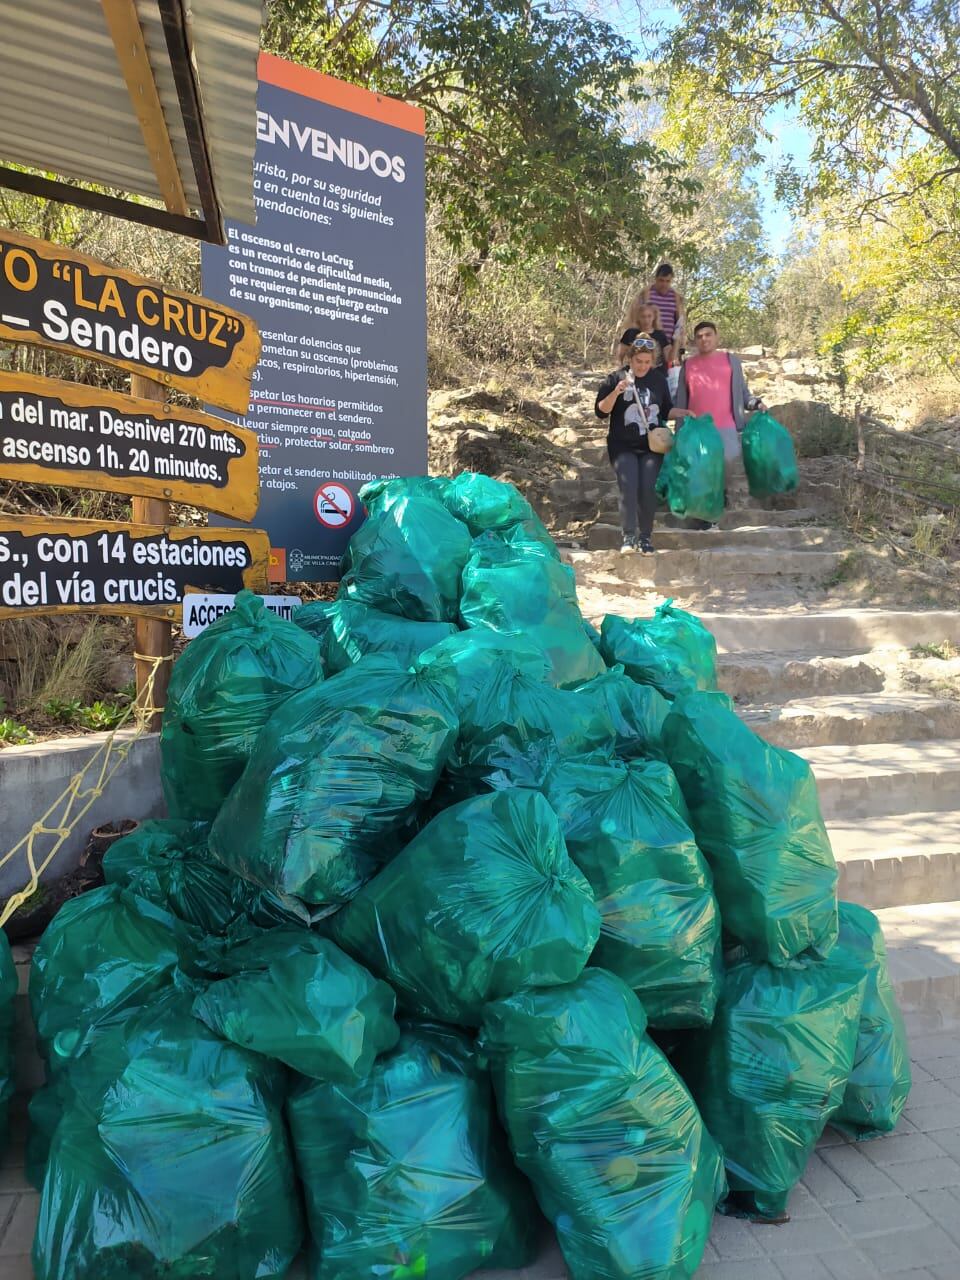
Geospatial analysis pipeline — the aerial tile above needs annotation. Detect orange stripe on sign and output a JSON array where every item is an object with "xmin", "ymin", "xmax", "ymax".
[{"xmin": 258, "ymin": 52, "xmax": 426, "ymax": 136}]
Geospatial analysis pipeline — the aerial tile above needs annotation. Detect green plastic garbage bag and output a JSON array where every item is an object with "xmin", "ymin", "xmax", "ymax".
[
  {"xmin": 481, "ymin": 969, "xmax": 726, "ymax": 1280},
  {"xmin": 573, "ymin": 668, "xmax": 669, "ymax": 760},
  {"xmin": 0, "ymin": 931, "xmax": 17, "ymax": 1156},
  {"xmin": 193, "ymin": 930, "xmax": 399, "ymax": 1081},
  {"xmin": 419, "ymin": 629, "xmax": 551, "ymax": 714},
  {"xmin": 655, "ymin": 414, "xmax": 725, "ymax": 523},
  {"xmin": 28, "ymin": 884, "xmax": 203, "ymax": 1190},
  {"xmin": 339, "ymin": 495, "xmax": 472, "ymax": 622},
  {"xmin": 543, "ymin": 757, "xmax": 722, "ymax": 1028},
  {"xmin": 494, "ymin": 512, "xmax": 560, "ymax": 555},
  {"xmin": 333, "ymin": 789, "xmax": 601, "ymax": 1026},
  {"xmin": 32, "ymin": 989, "xmax": 303, "ymax": 1280},
  {"xmin": 161, "ymin": 590, "xmax": 323, "ymax": 821},
  {"xmin": 26, "ymin": 1083, "xmax": 61, "ymax": 1190},
  {"xmin": 30, "ymin": 885, "xmax": 201, "ymax": 1075},
  {"xmin": 210, "ymin": 656, "xmax": 458, "ymax": 909},
  {"xmin": 358, "ymin": 474, "xmax": 448, "ymax": 516},
  {"xmin": 679, "ymin": 954, "xmax": 865, "ymax": 1218},
  {"xmin": 584, "ymin": 618, "xmax": 603, "ymax": 651},
  {"xmin": 440, "ymin": 470, "xmax": 534, "ymax": 534},
  {"xmin": 102, "ymin": 819, "xmax": 315, "ymax": 938},
  {"xmin": 319, "ymin": 598, "xmax": 458, "ymax": 674},
  {"xmin": 831, "ymin": 902, "xmax": 912, "ymax": 1137},
  {"xmin": 663, "ymin": 691, "xmax": 839, "ymax": 965},
  {"xmin": 102, "ymin": 819, "xmax": 238, "ymax": 936},
  {"xmin": 467, "ymin": 514, "xmax": 560, "ymax": 568},
  {"xmin": 460, "ymin": 549, "xmax": 605, "ymax": 688},
  {"xmin": 599, "ymin": 601, "xmax": 718, "ymax": 702},
  {"xmin": 288, "ymin": 1023, "xmax": 538, "ymax": 1280},
  {"xmin": 293, "ymin": 599, "xmax": 338, "ymax": 646},
  {"xmin": 741, "ymin": 411, "xmax": 799, "ymax": 499},
  {"xmin": 444, "ymin": 657, "xmax": 616, "ymax": 799}
]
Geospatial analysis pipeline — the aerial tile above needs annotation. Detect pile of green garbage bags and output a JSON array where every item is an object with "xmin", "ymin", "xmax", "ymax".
[{"xmin": 22, "ymin": 470, "xmax": 911, "ymax": 1280}]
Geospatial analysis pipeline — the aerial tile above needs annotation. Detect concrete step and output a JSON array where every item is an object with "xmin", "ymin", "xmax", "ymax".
[
  {"xmin": 742, "ymin": 693, "xmax": 960, "ymax": 749},
  {"xmin": 570, "ymin": 547, "xmax": 843, "ymax": 591},
  {"xmin": 597, "ymin": 505, "xmax": 822, "ymax": 529},
  {"xmin": 798, "ymin": 740, "xmax": 960, "ymax": 821},
  {"xmin": 832, "ymin": 810, "xmax": 960, "ymax": 910},
  {"xmin": 719, "ymin": 650, "xmax": 885, "ymax": 703},
  {"xmin": 567, "ymin": 446, "xmax": 609, "ymax": 468},
  {"xmin": 588, "ymin": 522, "xmax": 837, "ymax": 552},
  {"xmin": 877, "ymin": 900, "xmax": 960, "ymax": 1024},
  {"xmin": 699, "ymin": 609, "xmax": 960, "ymax": 654}
]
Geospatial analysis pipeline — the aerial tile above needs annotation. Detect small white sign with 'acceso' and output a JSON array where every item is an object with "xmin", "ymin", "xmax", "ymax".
[{"xmin": 182, "ymin": 593, "xmax": 301, "ymax": 638}]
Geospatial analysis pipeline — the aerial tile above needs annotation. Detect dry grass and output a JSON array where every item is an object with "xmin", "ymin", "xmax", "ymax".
[{"xmin": 0, "ymin": 617, "xmax": 128, "ymax": 715}]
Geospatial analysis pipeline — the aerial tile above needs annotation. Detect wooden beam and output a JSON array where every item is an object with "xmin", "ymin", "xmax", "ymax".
[
  {"xmin": 157, "ymin": 0, "xmax": 225, "ymax": 243},
  {"xmin": 131, "ymin": 375, "xmax": 173, "ymax": 731},
  {"xmin": 0, "ymin": 167, "xmax": 208, "ymax": 240},
  {"xmin": 100, "ymin": 0, "xmax": 191, "ymax": 218}
]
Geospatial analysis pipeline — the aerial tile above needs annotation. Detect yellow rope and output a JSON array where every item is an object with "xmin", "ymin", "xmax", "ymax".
[{"xmin": 0, "ymin": 652, "xmax": 173, "ymax": 930}]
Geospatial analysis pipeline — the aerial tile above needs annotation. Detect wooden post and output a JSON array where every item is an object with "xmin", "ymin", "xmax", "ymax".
[
  {"xmin": 855, "ymin": 401, "xmax": 866, "ymax": 472},
  {"xmin": 130, "ymin": 374, "xmax": 172, "ymax": 730}
]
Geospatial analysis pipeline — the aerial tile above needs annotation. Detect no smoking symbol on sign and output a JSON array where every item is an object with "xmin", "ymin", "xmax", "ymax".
[{"xmin": 313, "ymin": 483, "xmax": 355, "ymax": 528}]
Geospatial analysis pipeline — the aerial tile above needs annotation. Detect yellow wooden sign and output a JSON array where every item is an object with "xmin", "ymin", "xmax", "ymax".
[
  {"xmin": 0, "ymin": 516, "xmax": 269, "ymax": 621},
  {"xmin": 0, "ymin": 371, "xmax": 260, "ymax": 521},
  {"xmin": 0, "ymin": 228, "xmax": 260, "ymax": 413}
]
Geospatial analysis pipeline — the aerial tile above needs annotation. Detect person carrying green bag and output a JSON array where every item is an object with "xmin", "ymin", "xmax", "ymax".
[{"xmin": 669, "ymin": 321, "xmax": 767, "ymax": 527}]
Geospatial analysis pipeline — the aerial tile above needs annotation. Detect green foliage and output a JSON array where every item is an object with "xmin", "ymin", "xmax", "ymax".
[
  {"xmin": 0, "ymin": 703, "xmax": 33, "ymax": 747},
  {"xmin": 661, "ymin": 0, "xmax": 960, "ymax": 215},
  {"xmin": 622, "ymin": 71, "xmax": 771, "ymax": 344},
  {"xmin": 43, "ymin": 691, "xmax": 132, "ymax": 732},
  {"xmin": 263, "ymin": 0, "xmax": 695, "ymax": 274},
  {"xmin": 911, "ymin": 641, "xmax": 960, "ymax": 661}
]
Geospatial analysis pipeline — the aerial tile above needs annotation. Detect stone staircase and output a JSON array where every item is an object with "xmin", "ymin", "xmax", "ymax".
[{"xmin": 546, "ymin": 387, "xmax": 960, "ymax": 1029}]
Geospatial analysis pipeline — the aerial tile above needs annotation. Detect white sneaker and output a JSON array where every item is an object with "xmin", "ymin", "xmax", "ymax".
[{"xmin": 620, "ymin": 537, "xmax": 638, "ymax": 554}]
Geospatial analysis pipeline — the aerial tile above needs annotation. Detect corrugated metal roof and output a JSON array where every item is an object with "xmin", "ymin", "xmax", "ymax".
[
  {"xmin": 0, "ymin": 0, "xmax": 260, "ymax": 228},
  {"xmin": 187, "ymin": 0, "xmax": 263, "ymax": 224}
]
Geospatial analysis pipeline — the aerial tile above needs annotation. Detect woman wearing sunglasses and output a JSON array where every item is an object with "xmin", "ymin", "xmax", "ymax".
[{"xmin": 595, "ymin": 333, "xmax": 673, "ymax": 555}]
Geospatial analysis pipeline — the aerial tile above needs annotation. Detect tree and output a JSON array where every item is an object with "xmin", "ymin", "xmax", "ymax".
[
  {"xmin": 621, "ymin": 71, "xmax": 771, "ymax": 341},
  {"xmin": 264, "ymin": 0, "xmax": 697, "ymax": 275},
  {"xmin": 656, "ymin": 0, "xmax": 960, "ymax": 216}
]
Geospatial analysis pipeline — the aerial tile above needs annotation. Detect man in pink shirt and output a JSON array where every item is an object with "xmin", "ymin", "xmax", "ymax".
[{"xmin": 669, "ymin": 321, "xmax": 766, "ymax": 522}]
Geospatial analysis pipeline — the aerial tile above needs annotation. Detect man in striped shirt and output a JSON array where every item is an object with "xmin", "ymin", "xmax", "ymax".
[{"xmin": 639, "ymin": 263, "xmax": 686, "ymax": 353}]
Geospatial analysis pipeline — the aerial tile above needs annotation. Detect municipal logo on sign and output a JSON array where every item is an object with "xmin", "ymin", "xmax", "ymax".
[{"xmin": 313, "ymin": 483, "xmax": 354, "ymax": 528}]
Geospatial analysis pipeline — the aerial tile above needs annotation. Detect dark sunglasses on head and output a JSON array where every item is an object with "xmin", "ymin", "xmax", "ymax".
[{"xmin": 631, "ymin": 336, "xmax": 656, "ymax": 351}]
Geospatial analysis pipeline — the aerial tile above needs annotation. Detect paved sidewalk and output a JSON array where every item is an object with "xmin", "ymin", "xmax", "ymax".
[{"xmin": 2, "ymin": 1026, "xmax": 959, "ymax": 1280}]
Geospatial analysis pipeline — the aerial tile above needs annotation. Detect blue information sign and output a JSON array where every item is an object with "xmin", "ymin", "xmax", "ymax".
[{"xmin": 202, "ymin": 54, "xmax": 427, "ymax": 581}]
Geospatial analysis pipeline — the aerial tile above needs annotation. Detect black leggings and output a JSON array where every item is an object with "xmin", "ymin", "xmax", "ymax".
[{"xmin": 613, "ymin": 449, "xmax": 663, "ymax": 539}]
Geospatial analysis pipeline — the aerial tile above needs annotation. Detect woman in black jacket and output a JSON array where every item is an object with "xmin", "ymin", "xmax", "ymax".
[{"xmin": 595, "ymin": 333, "xmax": 673, "ymax": 555}]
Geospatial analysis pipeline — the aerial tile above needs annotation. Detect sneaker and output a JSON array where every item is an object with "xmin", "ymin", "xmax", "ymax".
[
  {"xmin": 639, "ymin": 537, "xmax": 656, "ymax": 556},
  {"xmin": 620, "ymin": 537, "xmax": 638, "ymax": 554},
  {"xmin": 703, "ymin": 522, "xmax": 720, "ymax": 532}
]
